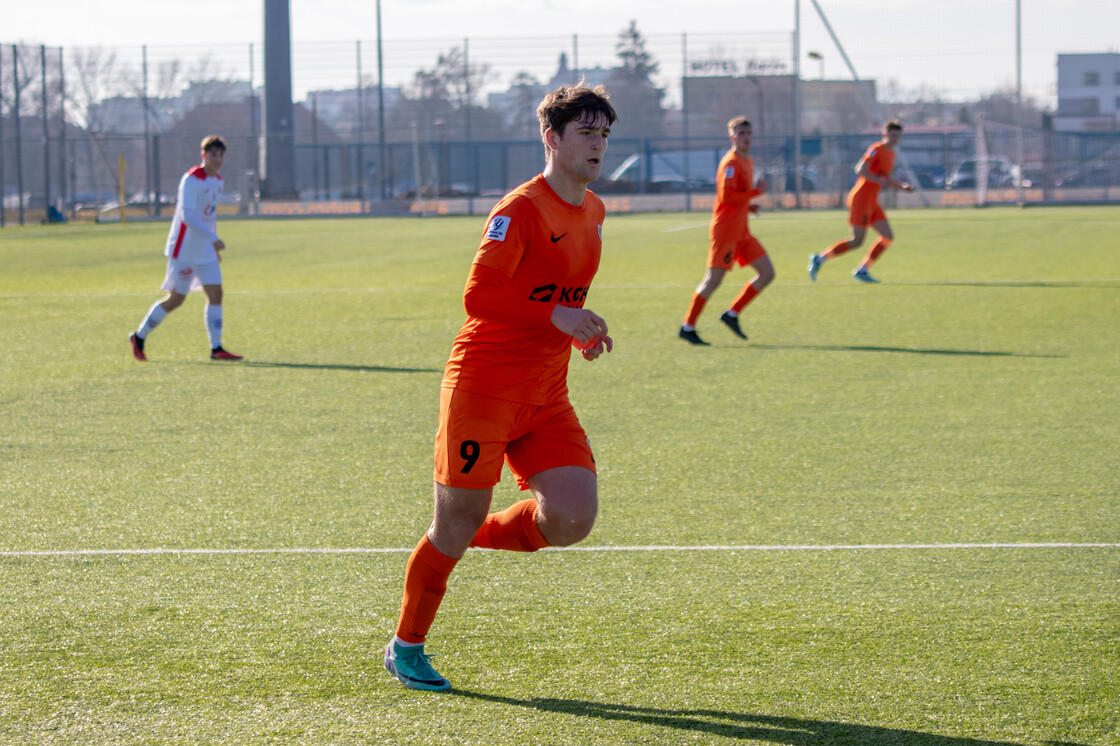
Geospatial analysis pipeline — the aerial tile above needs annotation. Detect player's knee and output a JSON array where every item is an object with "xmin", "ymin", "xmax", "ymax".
[
  {"xmin": 541, "ymin": 503, "xmax": 597, "ymax": 547},
  {"xmin": 697, "ymin": 277, "xmax": 721, "ymax": 297},
  {"xmin": 548, "ymin": 516, "xmax": 596, "ymax": 547}
]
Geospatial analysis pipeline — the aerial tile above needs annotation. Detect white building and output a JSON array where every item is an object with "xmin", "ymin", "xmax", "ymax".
[{"xmin": 1056, "ymin": 53, "xmax": 1120, "ymax": 132}]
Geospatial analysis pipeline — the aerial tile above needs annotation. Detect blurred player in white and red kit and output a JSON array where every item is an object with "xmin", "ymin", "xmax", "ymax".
[{"xmin": 129, "ymin": 135, "xmax": 243, "ymax": 362}]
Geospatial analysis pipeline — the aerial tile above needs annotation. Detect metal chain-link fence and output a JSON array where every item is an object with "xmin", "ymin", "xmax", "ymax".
[{"xmin": 2, "ymin": 34, "xmax": 1117, "ymax": 224}]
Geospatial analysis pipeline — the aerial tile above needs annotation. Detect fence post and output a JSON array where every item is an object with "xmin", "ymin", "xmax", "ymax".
[
  {"xmin": 58, "ymin": 46, "xmax": 68, "ymax": 220},
  {"xmin": 14, "ymin": 45, "xmax": 25, "ymax": 226},
  {"xmin": 142, "ymin": 45, "xmax": 152, "ymax": 217},
  {"xmin": 152, "ymin": 134, "xmax": 161, "ymax": 217},
  {"xmin": 0, "ymin": 43, "xmax": 5, "ymax": 228}
]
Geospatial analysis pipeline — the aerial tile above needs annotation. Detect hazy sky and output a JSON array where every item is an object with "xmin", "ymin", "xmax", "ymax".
[{"xmin": 5, "ymin": 0, "xmax": 1119, "ymax": 104}]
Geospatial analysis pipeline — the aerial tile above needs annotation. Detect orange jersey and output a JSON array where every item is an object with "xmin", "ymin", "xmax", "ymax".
[
  {"xmin": 709, "ymin": 149, "xmax": 762, "ymax": 245},
  {"xmin": 441, "ymin": 174, "xmax": 605, "ymax": 405},
  {"xmin": 848, "ymin": 141, "xmax": 896, "ymax": 205}
]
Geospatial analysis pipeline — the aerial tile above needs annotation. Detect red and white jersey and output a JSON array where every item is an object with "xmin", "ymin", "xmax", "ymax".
[{"xmin": 164, "ymin": 165, "xmax": 222, "ymax": 263}]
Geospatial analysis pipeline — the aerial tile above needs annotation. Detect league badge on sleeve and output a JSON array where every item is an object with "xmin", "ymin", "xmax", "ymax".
[{"xmin": 485, "ymin": 216, "xmax": 511, "ymax": 241}]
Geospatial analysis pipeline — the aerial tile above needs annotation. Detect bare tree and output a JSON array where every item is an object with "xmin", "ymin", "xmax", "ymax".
[
  {"xmin": 413, "ymin": 47, "xmax": 492, "ymax": 109},
  {"xmin": 970, "ymin": 88, "xmax": 1045, "ymax": 129},
  {"xmin": 67, "ymin": 46, "xmax": 126, "ymax": 200},
  {"xmin": 5, "ymin": 45, "xmax": 43, "ymax": 116},
  {"xmin": 67, "ymin": 46, "xmax": 122, "ymax": 130}
]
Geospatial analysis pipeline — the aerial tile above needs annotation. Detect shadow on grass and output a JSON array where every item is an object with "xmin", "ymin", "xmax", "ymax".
[
  {"xmin": 451, "ymin": 689, "xmax": 1075, "ymax": 745},
  {"xmin": 750, "ymin": 344, "xmax": 1060, "ymax": 359},
  {"xmin": 176, "ymin": 360, "xmax": 440, "ymax": 373}
]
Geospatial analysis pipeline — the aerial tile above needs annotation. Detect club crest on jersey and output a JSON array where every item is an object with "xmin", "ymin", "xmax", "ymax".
[
  {"xmin": 724, "ymin": 166, "xmax": 735, "ymax": 179},
  {"xmin": 485, "ymin": 216, "xmax": 511, "ymax": 241}
]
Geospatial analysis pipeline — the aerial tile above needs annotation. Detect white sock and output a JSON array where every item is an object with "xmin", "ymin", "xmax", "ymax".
[
  {"xmin": 205, "ymin": 305, "xmax": 223, "ymax": 348},
  {"xmin": 137, "ymin": 302, "xmax": 168, "ymax": 339},
  {"xmin": 393, "ymin": 636, "xmax": 422, "ymax": 648},
  {"xmin": 681, "ymin": 324, "xmax": 695, "ymax": 332},
  {"xmin": 724, "ymin": 309, "xmax": 738, "ymax": 318}
]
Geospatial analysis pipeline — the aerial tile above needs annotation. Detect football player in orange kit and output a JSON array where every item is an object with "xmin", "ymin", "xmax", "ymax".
[
  {"xmin": 808, "ymin": 119, "xmax": 914, "ymax": 284},
  {"xmin": 679, "ymin": 116, "xmax": 773, "ymax": 345},
  {"xmin": 384, "ymin": 83, "xmax": 617, "ymax": 692}
]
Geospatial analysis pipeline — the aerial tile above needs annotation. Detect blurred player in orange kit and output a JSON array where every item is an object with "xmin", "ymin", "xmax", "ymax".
[
  {"xmin": 679, "ymin": 116, "xmax": 773, "ymax": 345},
  {"xmin": 808, "ymin": 120, "xmax": 914, "ymax": 284},
  {"xmin": 383, "ymin": 83, "xmax": 617, "ymax": 692}
]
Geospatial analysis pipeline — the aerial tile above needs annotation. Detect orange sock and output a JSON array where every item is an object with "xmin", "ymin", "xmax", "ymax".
[
  {"xmin": 822, "ymin": 238, "xmax": 854, "ymax": 260},
  {"xmin": 470, "ymin": 499, "xmax": 550, "ymax": 552},
  {"xmin": 730, "ymin": 284, "xmax": 760, "ymax": 314},
  {"xmin": 861, "ymin": 237, "xmax": 892, "ymax": 267},
  {"xmin": 683, "ymin": 293, "xmax": 708, "ymax": 327},
  {"xmin": 395, "ymin": 533, "xmax": 459, "ymax": 644}
]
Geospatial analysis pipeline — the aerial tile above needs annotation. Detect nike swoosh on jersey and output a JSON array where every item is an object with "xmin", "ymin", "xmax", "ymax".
[{"xmin": 550, "ymin": 233, "xmax": 567, "ymax": 242}]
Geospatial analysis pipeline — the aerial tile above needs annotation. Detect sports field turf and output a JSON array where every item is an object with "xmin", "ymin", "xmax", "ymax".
[{"xmin": 0, "ymin": 206, "xmax": 1117, "ymax": 745}]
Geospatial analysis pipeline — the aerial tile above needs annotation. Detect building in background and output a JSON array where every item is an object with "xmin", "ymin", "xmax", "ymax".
[{"xmin": 1056, "ymin": 53, "xmax": 1120, "ymax": 132}]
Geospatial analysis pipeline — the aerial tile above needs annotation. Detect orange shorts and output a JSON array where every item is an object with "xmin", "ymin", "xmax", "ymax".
[
  {"xmin": 708, "ymin": 236, "xmax": 766, "ymax": 270},
  {"xmin": 848, "ymin": 195, "xmax": 886, "ymax": 227},
  {"xmin": 434, "ymin": 387, "xmax": 595, "ymax": 490}
]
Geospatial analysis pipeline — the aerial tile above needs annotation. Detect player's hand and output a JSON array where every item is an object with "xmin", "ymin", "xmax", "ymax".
[
  {"xmin": 900, "ymin": 182, "xmax": 915, "ymax": 192},
  {"xmin": 756, "ymin": 178, "xmax": 770, "ymax": 194},
  {"xmin": 552, "ymin": 305, "xmax": 608, "ymax": 345},
  {"xmin": 749, "ymin": 204, "xmax": 761, "ymax": 214},
  {"xmin": 576, "ymin": 334, "xmax": 613, "ymax": 361},
  {"xmin": 213, "ymin": 239, "xmax": 225, "ymax": 251}
]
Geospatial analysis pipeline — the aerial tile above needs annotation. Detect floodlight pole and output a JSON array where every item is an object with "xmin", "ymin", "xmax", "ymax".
[
  {"xmin": 356, "ymin": 40, "xmax": 364, "ymax": 205},
  {"xmin": 261, "ymin": 0, "xmax": 298, "ymax": 199},
  {"xmin": 807, "ymin": 0, "xmax": 930, "ymax": 207},
  {"xmin": 0, "ymin": 48, "xmax": 5, "ymax": 228},
  {"xmin": 41, "ymin": 45, "xmax": 52, "ymax": 222},
  {"xmin": 376, "ymin": 0, "xmax": 386, "ymax": 201}
]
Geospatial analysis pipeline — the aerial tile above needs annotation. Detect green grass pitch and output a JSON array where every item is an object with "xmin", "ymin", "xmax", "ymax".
[{"xmin": 0, "ymin": 206, "xmax": 1117, "ymax": 745}]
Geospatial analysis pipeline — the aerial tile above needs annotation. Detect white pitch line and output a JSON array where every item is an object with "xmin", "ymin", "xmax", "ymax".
[{"xmin": 0, "ymin": 542, "xmax": 1116, "ymax": 558}]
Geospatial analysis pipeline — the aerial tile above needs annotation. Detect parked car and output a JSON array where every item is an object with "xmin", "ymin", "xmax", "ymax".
[
  {"xmin": 607, "ymin": 150, "xmax": 722, "ymax": 192},
  {"xmin": 1054, "ymin": 162, "xmax": 1120, "ymax": 188},
  {"xmin": 910, "ymin": 167, "xmax": 945, "ymax": 190},
  {"xmin": 759, "ymin": 165, "xmax": 819, "ymax": 192},
  {"xmin": 944, "ymin": 157, "xmax": 1019, "ymax": 190}
]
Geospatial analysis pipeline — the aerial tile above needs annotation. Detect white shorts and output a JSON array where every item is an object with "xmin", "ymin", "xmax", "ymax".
[{"xmin": 161, "ymin": 257, "xmax": 222, "ymax": 294}]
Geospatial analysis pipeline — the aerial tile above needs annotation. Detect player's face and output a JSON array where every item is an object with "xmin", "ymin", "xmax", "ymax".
[
  {"xmin": 731, "ymin": 124, "xmax": 753, "ymax": 152},
  {"xmin": 549, "ymin": 112, "xmax": 611, "ymax": 184},
  {"xmin": 201, "ymin": 146, "xmax": 225, "ymax": 175},
  {"xmin": 884, "ymin": 128, "xmax": 902, "ymax": 148}
]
